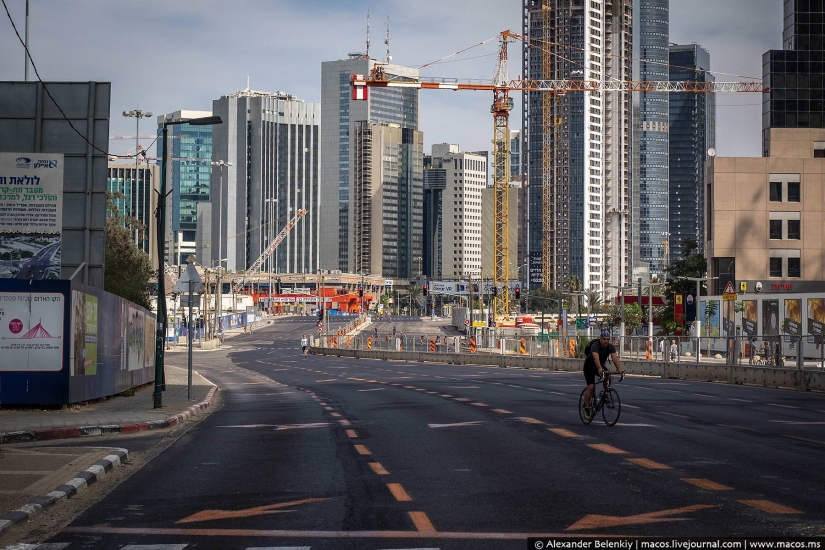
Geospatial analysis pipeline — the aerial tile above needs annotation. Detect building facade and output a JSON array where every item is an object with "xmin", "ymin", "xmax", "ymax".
[
  {"xmin": 211, "ymin": 88, "xmax": 320, "ymax": 274},
  {"xmin": 320, "ymin": 55, "xmax": 419, "ymax": 273},
  {"xmin": 423, "ymin": 144, "xmax": 487, "ymax": 281},
  {"xmin": 352, "ymin": 122, "xmax": 423, "ymax": 279},
  {"xmin": 707, "ymin": 128, "xmax": 825, "ymax": 295},
  {"xmin": 106, "ymin": 163, "xmax": 160, "ymax": 264},
  {"xmin": 156, "ymin": 110, "xmax": 213, "ymax": 265},
  {"xmin": 635, "ymin": 0, "xmax": 669, "ymax": 277},
  {"xmin": 762, "ymin": 0, "xmax": 825, "ymax": 156},
  {"xmin": 523, "ymin": 0, "xmax": 633, "ymax": 294},
  {"xmin": 669, "ymin": 44, "xmax": 715, "ymax": 259}
]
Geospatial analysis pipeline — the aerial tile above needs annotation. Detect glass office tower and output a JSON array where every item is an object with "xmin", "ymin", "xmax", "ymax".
[{"xmin": 762, "ymin": 0, "xmax": 825, "ymax": 156}]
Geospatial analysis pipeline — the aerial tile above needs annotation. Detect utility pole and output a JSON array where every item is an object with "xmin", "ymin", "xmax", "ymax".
[{"xmin": 683, "ymin": 276, "xmax": 718, "ymax": 363}]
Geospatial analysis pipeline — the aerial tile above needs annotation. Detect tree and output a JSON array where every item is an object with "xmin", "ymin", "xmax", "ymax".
[
  {"xmin": 607, "ymin": 301, "xmax": 644, "ymax": 333},
  {"xmin": 660, "ymin": 238, "xmax": 708, "ymax": 335},
  {"xmin": 407, "ymin": 284, "xmax": 424, "ymax": 316},
  {"xmin": 526, "ymin": 286, "xmax": 565, "ymax": 312},
  {"xmin": 105, "ymin": 193, "xmax": 153, "ymax": 309}
]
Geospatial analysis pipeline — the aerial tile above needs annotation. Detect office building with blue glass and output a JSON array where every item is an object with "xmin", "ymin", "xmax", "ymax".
[{"xmin": 669, "ymin": 44, "xmax": 715, "ymax": 259}]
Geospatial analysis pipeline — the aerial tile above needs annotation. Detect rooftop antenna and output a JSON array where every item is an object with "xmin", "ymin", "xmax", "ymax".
[
  {"xmin": 246, "ymin": 76, "xmax": 250, "ymax": 91},
  {"xmin": 366, "ymin": 5, "xmax": 371, "ymax": 59},
  {"xmin": 385, "ymin": 16, "xmax": 391, "ymax": 63}
]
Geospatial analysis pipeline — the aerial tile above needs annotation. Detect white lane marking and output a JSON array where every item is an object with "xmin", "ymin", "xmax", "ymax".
[
  {"xmin": 731, "ymin": 398, "xmax": 753, "ymax": 402},
  {"xmin": 315, "ymin": 379, "xmax": 337, "ymax": 382},
  {"xmin": 274, "ymin": 423, "xmax": 331, "ymax": 431},
  {"xmin": 548, "ymin": 391, "xmax": 565, "ymax": 396},
  {"xmin": 623, "ymin": 404, "xmax": 641, "ymax": 409},
  {"xmin": 615, "ymin": 423, "xmax": 659, "ymax": 427},
  {"xmin": 692, "ymin": 393, "xmax": 715, "ymax": 397},
  {"xmin": 428, "ymin": 421, "xmax": 484, "ymax": 428},
  {"xmin": 527, "ymin": 388, "xmax": 543, "ymax": 392},
  {"xmin": 443, "ymin": 385, "xmax": 480, "ymax": 389},
  {"xmin": 120, "ymin": 545, "xmax": 189, "ymax": 550},
  {"xmin": 769, "ymin": 420, "xmax": 825, "ymax": 425},
  {"xmin": 768, "ymin": 403, "xmax": 800, "ymax": 409},
  {"xmin": 358, "ymin": 388, "xmax": 387, "ymax": 392},
  {"xmin": 7, "ymin": 544, "xmax": 72, "ymax": 550}
]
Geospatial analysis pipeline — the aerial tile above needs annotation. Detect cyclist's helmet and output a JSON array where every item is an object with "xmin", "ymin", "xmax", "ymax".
[{"xmin": 600, "ymin": 330, "xmax": 611, "ymax": 337}]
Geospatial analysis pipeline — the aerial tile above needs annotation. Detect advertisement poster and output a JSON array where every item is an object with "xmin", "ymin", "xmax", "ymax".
[
  {"xmin": 784, "ymin": 299, "xmax": 802, "ymax": 336},
  {"xmin": 70, "ymin": 291, "xmax": 98, "ymax": 375},
  {"xmin": 699, "ymin": 299, "xmax": 721, "ymax": 337},
  {"xmin": 673, "ymin": 293, "xmax": 685, "ymax": 327},
  {"xmin": 0, "ymin": 292, "xmax": 63, "ymax": 371},
  {"xmin": 529, "ymin": 252, "xmax": 542, "ymax": 286},
  {"xmin": 0, "ymin": 153, "xmax": 64, "ymax": 280},
  {"xmin": 742, "ymin": 300, "xmax": 758, "ymax": 336},
  {"xmin": 763, "ymin": 299, "xmax": 780, "ymax": 336},
  {"xmin": 808, "ymin": 298, "xmax": 825, "ymax": 336},
  {"xmin": 143, "ymin": 313, "xmax": 155, "ymax": 369},
  {"xmin": 127, "ymin": 306, "xmax": 145, "ymax": 371}
]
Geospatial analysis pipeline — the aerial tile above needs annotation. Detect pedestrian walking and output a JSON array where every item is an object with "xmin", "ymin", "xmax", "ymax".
[
  {"xmin": 301, "ymin": 334, "xmax": 309, "ymax": 357},
  {"xmin": 669, "ymin": 340, "xmax": 678, "ymax": 362}
]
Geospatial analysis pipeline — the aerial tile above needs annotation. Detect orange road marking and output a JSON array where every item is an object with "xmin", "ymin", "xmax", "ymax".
[
  {"xmin": 323, "ymin": 406, "xmax": 334, "ymax": 411},
  {"xmin": 517, "ymin": 417, "xmax": 544, "ymax": 424},
  {"xmin": 177, "ymin": 497, "xmax": 329, "ymax": 523},
  {"xmin": 626, "ymin": 458, "xmax": 671, "ymax": 470},
  {"xmin": 404, "ymin": 386, "xmax": 417, "ymax": 389},
  {"xmin": 471, "ymin": 402, "xmax": 489, "ymax": 407},
  {"xmin": 739, "ymin": 500, "xmax": 802, "ymax": 514},
  {"xmin": 491, "ymin": 409, "xmax": 512, "ymax": 414},
  {"xmin": 783, "ymin": 435, "xmax": 825, "ymax": 446},
  {"xmin": 387, "ymin": 483, "xmax": 413, "ymax": 501},
  {"xmin": 566, "ymin": 504, "xmax": 716, "ymax": 530},
  {"xmin": 330, "ymin": 412, "xmax": 342, "ymax": 417},
  {"xmin": 440, "ymin": 394, "xmax": 454, "ymax": 398},
  {"xmin": 345, "ymin": 430, "xmax": 358, "ymax": 438},
  {"xmin": 339, "ymin": 420, "xmax": 351, "ymax": 426},
  {"xmin": 548, "ymin": 428, "xmax": 580, "ymax": 438},
  {"xmin": 681, "ymin": 478, "xmax": 733, "ymax": 491},
  {"xmin": 409, "ymin": 511, "xmax": 437, "ymax": 532},
  {"xmin": 415, "ymin": 388, "xmax": 427, "ymax": 391},
  {"xmin": 587, "ymin": 443, "xmax": 627, "ymax": 454},
  {"xmin": 369, "ymin": 462, "xmax": 390, "ymax": 475},
  {"xmin": 354, "ymin": 444, "xmax": 371, "ymax": 456},
  {"xmin": 454, "ymin": 398, "xmax": 472, "ymax": 402}
]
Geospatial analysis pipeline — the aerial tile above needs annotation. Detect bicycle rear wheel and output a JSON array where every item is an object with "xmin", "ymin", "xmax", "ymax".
[
  {"xmin": 578, "ymin": 388, "xmax": 594, "ymax": 425},
  {"xmin": 601, "ymin": 388, "xmax": 621, "ymax": 426}
]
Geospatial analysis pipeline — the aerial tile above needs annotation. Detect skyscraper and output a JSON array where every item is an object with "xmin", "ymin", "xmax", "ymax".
[
  {"xmin": 320, "ymin": 54, "xmax": 419, "ymax": 273},
  {"xmin": 423, "ymin": 144, "xmax": 487, "ymax": 281},
  {"xmin": 211, "ymin": 87, "xmax": 320, "ymax": 274},
  {"xmin": 156, "ymin": 110, "xmax": 214, "ymax": 265},
  {"xmin": 352, "ymin": 122, "xmax": 423, "ymax": 279},
  {"xmin": 635, "ymin": 0, "xmax": 669, "ymax": 277},
  {"xmin": 106, "ymin": 163, "xmax": 160, "ymax": 264},
  {"xmin": 762, "ymin": 0, "xmax": 825, "ymax": 156},
  {"xmin": 523, "ymin": 0, "xmax": 633, "ymax": 294},
  {"xmin": 669, "ymin": 44, "xmax": 715, "ymax": 258}
]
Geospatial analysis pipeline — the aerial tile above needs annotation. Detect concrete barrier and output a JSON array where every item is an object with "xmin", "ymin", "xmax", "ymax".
[{"xmin": 312, "ymin": 347, "xmax": 825, "ymax": 392}]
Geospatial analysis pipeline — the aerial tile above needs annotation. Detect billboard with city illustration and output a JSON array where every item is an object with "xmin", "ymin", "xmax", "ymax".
[{"xmin": 0, "ymin": 153, "xmax": 63, "ymax": 280}]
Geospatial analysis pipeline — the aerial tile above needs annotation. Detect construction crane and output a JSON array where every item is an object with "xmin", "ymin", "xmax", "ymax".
[
  {"xmin": 352, "ymin": 29, "xmax": 766, "ymax": 319},
  {"xmin": 232, "ymin": 208, "xmax": 308, "ymax": 295}
]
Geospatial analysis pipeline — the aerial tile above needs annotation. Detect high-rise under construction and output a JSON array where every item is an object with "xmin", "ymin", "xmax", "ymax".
[{"xmin": 522, "ymin": 0, "xmax": 633, "ymax": 295}]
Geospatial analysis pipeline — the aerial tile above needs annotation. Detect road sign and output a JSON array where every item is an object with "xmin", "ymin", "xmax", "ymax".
[
  {"xmin": 172, "ymin": 263, "xmax": 204, "ymax": 293},
  {"xmin": 317, "ymin": 325, "xmax": 322, "ymax": 333},
  {"xmin": 576, "ymin": 318, "xmax": 586, "ymax": 330},
  {"xmin": 464, "ymin": 319, "xmax": 470, "ymax": 326},
  {"xmin": 588, "ymin": 316, "xmax": 598, "ymax": 327},
  {"xmin": 722, "ymin": 280, "xmax": 737, "ymax": 301}
]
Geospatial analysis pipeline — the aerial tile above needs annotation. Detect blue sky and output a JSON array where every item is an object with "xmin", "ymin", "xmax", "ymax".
[{"xmin": 0, "ymin": 0, "xmax": 782, "ymax": 158}]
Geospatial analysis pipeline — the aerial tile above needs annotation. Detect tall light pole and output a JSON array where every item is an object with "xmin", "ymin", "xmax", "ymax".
[
  {"xmin": 154, "ymin": 114, "xmax": 222, "ymax": 409},
  {"xmin": 123, "ymin": 109, "xmax": 153, "ymax": 246},
  {"xmin": 682, "ymin": 276, "xmax": 718, "ymax": 363},
  {"xmin": 210, "ymin": 160, "xmax": 232, "ymax": 269}
]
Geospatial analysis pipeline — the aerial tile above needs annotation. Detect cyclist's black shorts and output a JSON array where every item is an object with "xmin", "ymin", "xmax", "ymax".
[{"xmin": 583, "ymin": 362, "xmax": 600, "ymax": 386}]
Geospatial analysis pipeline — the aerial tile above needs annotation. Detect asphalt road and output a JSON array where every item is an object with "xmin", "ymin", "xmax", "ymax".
[{"xmin": 33, "ymin": 317, "xmax": 825, "ymax": 549}]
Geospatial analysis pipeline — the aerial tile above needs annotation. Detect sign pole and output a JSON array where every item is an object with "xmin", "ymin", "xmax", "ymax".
[{"xmin": 188, "ymin": 279, "xmax": 194, "ymax": 401}]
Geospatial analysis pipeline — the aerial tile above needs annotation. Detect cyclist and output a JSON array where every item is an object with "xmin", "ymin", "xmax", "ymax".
[
  {"xmin": 583, "ymin": 330, "xmax": 624, "ymax": 421},
  {"xmin": 301, "ymin": 334, "xmax": 309, "ymax": 357}
]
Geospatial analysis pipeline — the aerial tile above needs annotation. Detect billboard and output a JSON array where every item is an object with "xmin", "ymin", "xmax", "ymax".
[
  {"xmin": 0, "ymin": 291, "xmax": 64, "ymax": 371},
  {"xmin": 529, "ymin": 252, "xmax": 542, "ymax": 286},
  {"xmin": 742, "ymin": 299, "xmax": 758, "ymax": 336},
  {"xmin": 0, "ymin": 153, "xmax": 64, "ymax": 280},
  {"xmin": 70, "ymin": 291, "xmax": 98, "ymax": 375},
  {"xmin": 808, "ymin": 298, "xmax": 825, "ymax": 335},
  {"xmin": 784, "ymin": 299, "xmax": 802, "ymax": 336}
]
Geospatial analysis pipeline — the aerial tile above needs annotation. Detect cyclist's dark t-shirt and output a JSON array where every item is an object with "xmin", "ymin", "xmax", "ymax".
[{"xmin": 584, "ymin": 340, "xmax": 617, "ymax": 369}]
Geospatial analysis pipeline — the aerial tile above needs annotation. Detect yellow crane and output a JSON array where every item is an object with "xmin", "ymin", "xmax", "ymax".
[{"xmin": 351, "ymin": 29, "xmax": 766, "ymax": 320}]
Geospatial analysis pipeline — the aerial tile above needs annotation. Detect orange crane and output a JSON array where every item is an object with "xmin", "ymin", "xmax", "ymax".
[{"xmin": 352, "ymin": 29, "xmax": 766, "ymax": 319}]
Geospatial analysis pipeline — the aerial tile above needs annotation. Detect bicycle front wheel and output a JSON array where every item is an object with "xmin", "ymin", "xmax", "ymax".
[
  {"xmin": 601, "ymin": 388, "xmax": 621, "ymax": 426},
  {"xmin": 578, "ymin": 388, "xmax": 594, "ymax": 425}
]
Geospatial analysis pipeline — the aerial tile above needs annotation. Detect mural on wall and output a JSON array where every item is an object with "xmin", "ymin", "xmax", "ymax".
[
  {"xmin": 784, "ymin": 299, "xmax": 802, "ymax": 336},
  {"xmin": 0, "ymin": 154, "xmax": 64, "ymax": 280},
  {"xmin": 0, "ymin": 292, "xmax": 64, "ymax": 371},
  {"xmin": 127, "ymin": 306, "xmax": 145, "ymax": 371},
  {"xmin": 699, "ymin": 299, "xmax": 721, "ymax": 337},
  {"xmin": 70, "ymin": 291, "xmax": 98, "ymax": 376}
]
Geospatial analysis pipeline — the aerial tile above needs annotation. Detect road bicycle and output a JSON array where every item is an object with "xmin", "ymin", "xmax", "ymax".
[{"xmin": 579, "ymin": 370, "xmax": 623, "ymax": 426}]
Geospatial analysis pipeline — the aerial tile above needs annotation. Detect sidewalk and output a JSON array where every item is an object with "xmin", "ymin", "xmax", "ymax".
[{"xmin": 0, "ymin": 364, "xmax": 218, "ymax": 538}]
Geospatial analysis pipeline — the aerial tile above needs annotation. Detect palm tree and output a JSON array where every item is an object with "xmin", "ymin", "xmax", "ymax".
[
  {"xmin": 408, "ymin": 284, "xmax": 424, "ymax": 316},
  {"xmin": 567, "ymin": 275, "xmax": 583, "ymax": 315},
  {"xmin": 585, "ymin": 290, "xmax": 603, "ymax": 312}
]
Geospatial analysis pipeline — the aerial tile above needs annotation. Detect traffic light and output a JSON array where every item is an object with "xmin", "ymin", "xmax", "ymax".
[
  {"xmin": 488, "ymin": 315, "xmax": 493, "ymax": 327},
  {"xmin": 359, "ymin": 284, "xmax": 364, "ymax": 298},
  {"xmin": 318, "ymin": 307, "xmax": 324, "ymax": 321},
  {"xmin": 492, "ymin": 286, "xmax": 498, "ymax": 297},
  {"xmin": 275, "ymin": 278, "xmax": 282, "ymax": 295},
  {"xmin": 515, "ymin": 287, "xmax": 521, "ymax": 300},
  {"xmin": 423, "ymin": 283, "xmax": 428, "ymax": 296}
]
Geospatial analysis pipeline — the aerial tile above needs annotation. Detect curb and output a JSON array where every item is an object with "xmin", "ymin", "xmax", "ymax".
[
  {"xmin": 0, "ymin": 386, "xmax": 218, "ymax": 445},
  {"xmin": 0, "ymin": 448, "xmax": 129, "ymax": 536}
]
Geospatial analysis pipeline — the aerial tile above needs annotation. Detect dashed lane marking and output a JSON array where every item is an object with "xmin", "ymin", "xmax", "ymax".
[
  {"xmin": 338, "ymin": 420, "xmax": 351, "ymax": 426},
  {"xmin": 408, "ymin": 511, "xmax": 437, "ymax": 533},
  {"xmin": 491, "ymin": 409, "xmax": 512, "ymax": 414},
  {"xmin": 738, "ymin": 500, "xmax": 802, "ymax": 514},
  {"xmin": 782, "ymin": 435, "xmax": 825, "ymax": 446},
  {"xmin": 659, "ymin": 412, "xmax": 690, "ymax": 419},
  {"xmin": 767, "ymin": 403, "xmax": 800, "ymax": 410},
  {"xmin": 345, "ymin": 430, "xmax": 358, "ymax": 438},
  {"xmin": 358, "ymin": 388, "xmax": 387, "ymax": 392},
  {"xmin": 470, "ymin": 402, "xmax": 489, "ymax": 407},
  {"xmin": 428, "ymin": 421, "xmax": 484, "ymax": 428},
  {"xmin": 770, "ymin": 420, "xmax": 825, "ymax": 425},
  {"xmin": 354, "ymin": 444, "xmax": 371, "ymax": 456},
  {"xmin": 370, "ymin": 462, "xmax": 390, "ymax": 475},
  {"xmin": 387, "ymin": 483, "xmax": 413, "ymax": 502},
  {"xmin": 587, "ymin": 443, "xmax": 628, "ymax": 454},
  {"xmin": 516, "ymin": 417, "xmax": 544, "ymax": 424},
  {"xmin": 454, "ymin": 398, "xmax": 472, "ymax": 402},
  {"xmin": 548, "ymin": 428, "xmax": 581, "ymax": 438},
  {"xmin": 681, "ymin": 478, "xmax": 733, "ymax": 491},
  {"xmin": 626, "ymin": 458, "xmax": 671, "ymax": 470}
]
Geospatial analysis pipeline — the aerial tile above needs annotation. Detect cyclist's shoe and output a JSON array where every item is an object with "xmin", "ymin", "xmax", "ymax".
[{"xmin": 583, "ymin": 408, "xmax": 593, "ymax": 420}]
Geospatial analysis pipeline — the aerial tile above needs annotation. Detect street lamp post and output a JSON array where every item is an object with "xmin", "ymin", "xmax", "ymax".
[
  {"xmin": 608, "ymin": 285, "xmax": 635, "ymax": 357},
  {"xmin": 682, "ymin": 276, "xmax": 718, "ymax": 363},
  {"xmin": 123, "ymin": 109, "xmax": 152, "ymax": 245},
  {"xmin": 154, "ymin": 114, "xmax": 222, "ymax": 409}
]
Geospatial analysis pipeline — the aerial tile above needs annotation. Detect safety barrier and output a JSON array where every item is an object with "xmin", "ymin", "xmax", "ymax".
[{"xmin": 311, "ymin": 345, "xmax": 825, "ymax": 392}]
